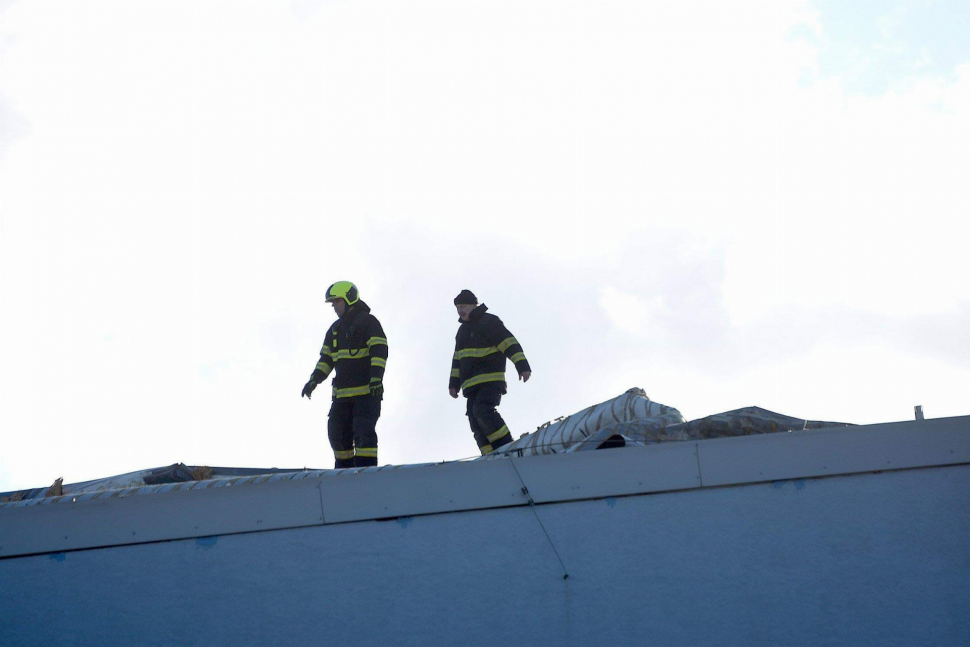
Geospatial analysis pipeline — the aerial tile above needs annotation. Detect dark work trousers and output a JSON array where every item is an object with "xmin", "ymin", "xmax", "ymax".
[
  {"xmin": 465, "ymin": 384, "xmax": 513, "ymax": 455},
  {"xmin": 328, "ymin": 396, "xmax": 381, "ymax": 468}
]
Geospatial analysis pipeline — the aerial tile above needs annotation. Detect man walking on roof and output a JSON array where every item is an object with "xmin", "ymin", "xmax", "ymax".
[
  {"xmin": 449, "ymin": 290, "xmax": 531, "ymax": 455},
  {"xmin": 302, "ymin": 281, "xmax": 387, "ymax": 468}
]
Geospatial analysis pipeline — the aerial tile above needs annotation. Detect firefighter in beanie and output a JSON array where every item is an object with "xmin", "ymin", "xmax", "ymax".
[{"xmin": 449, "ymin": 290, "xmax": 531, "ymax": 455}]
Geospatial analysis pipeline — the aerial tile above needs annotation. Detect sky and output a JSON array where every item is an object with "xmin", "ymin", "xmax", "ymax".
[{"xmin": 1, "ymin": 0, "xmax": 968, "ymax": 492}]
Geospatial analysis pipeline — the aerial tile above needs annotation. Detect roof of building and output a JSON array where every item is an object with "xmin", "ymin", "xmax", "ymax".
[{"xmin": 2, "ymin": 411, "xmax": 967, "ymax": 560}]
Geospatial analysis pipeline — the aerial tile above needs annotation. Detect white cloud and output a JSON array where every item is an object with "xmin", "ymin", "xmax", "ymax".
[
  {"xmin": 599, "ymin": 286, "xmax": 670, "ymax": 338},
  {"xmin": 2, "ymin": 1, "xmax": 968, "ymax": 491}
]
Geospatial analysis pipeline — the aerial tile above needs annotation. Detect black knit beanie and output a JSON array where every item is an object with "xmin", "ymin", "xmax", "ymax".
[{"xmin": 454, "ymin": 290, "xmax": 478, "ymax": 305}]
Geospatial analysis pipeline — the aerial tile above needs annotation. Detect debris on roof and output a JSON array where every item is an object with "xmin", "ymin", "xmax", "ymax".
[
  {"xmin": 45, "ymin": 477, "xmax": 64, "ymax": 498},
  {"xmin": 0, "ymin": 464, "xmax": 315, "ymax": 503},
  {"xmin": 0, "ymin": 388, "xmax": 853, "ymax": 501},
  {"xmin": 492, "ymin": 388, "xmax": 851, "ymax": 457}
]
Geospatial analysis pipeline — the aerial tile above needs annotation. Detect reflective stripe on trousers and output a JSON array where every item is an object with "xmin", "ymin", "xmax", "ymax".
[
  {"xmin": 465, "ymin": 385, "xmax": 512, "ymax": 455},
  {"xmin": 328, "ymin": 395, "xmax": 381, "ymax": 468}
]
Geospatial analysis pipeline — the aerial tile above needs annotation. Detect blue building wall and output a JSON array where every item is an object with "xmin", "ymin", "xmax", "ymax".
[{"xmin": 2, "ymin": 464, "xmax": 968, "ymax": 646}]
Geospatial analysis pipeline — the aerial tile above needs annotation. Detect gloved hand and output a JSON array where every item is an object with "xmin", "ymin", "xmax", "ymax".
[
  {"xmin": 369, "ymin": 379, "xmax": 384, "ymax": 399},
  {"xmin": 302, "ymin": 380, "xmax": 317, "ymax": 399}
]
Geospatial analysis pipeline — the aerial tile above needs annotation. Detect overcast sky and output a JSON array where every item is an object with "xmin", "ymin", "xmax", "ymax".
[{"xmin": 1, "ymin": 0, "xmax": 968, "ymax": 492}]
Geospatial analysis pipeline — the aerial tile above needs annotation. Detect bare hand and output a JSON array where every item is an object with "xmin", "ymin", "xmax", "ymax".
[
  {"xmin": 449, "ymin": 387, "xmax": 459, "ymax": 399},
  {"xmin": 519, "ymin": 371, "xmax": 531, "ymax": 383}
]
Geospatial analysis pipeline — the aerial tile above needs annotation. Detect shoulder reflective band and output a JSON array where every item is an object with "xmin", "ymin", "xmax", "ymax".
[
  {"xmin": 367, "ymin": 337, "xmax": 388, "ymax": 347},
  {"xmin": 497, "ymin": 337, "xmax": 518, "ymax": 352}
]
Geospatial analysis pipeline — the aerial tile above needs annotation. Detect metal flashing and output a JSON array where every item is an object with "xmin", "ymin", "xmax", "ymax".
[
  {"xmin": 696, "ymin": 415, "xmax": 970, "ymax": 487},
  {"xmin": 1, "ymin": 415, "xmax": 968, "ymax": 559},
  {"xmin": 0, "ymin": 476, "xmax": 325, "ymax": 558},
  {"xmin": 510, "ymin": 440, "xmax": 702, "ymax": 503},
  {"xmin": 318, "ymin": 457, "xmax": 527, "ymax": 524}
]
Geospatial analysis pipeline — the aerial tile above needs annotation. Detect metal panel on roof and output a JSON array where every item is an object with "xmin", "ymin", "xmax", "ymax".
[
  {"xmin": 0, "ymin": 477, "xmax": 324, "ymax": 558},
  {"xmin": 511, "ymin": 441, "xmax": 702, "ymax": 504},
  {"xmin": 4, "ymin": 416, "xmax": 969, "ymax": 559},
  {"xmin": 318, "ymin": 458, "xmax": 527, "ymax": 524},
  {"xmin": 697, "ymin": 415, "xmax": 970, "ymax": 487}
]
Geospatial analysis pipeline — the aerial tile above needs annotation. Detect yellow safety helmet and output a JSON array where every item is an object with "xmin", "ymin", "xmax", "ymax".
[{"xmin": 325, "ymin": 281, "xmax": 359, "ymax": 305}]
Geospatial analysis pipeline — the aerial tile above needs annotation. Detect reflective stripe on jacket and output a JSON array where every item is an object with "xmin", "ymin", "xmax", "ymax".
[
  {"xmin": 449, "ymin": 304, "xmax": 530, "ymax": 396},
  {"xmin": 309, "ymin": 301, "xmax": 387, "ymax": 398}
]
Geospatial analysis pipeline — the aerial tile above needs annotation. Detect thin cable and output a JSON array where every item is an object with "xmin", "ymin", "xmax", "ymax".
[{"xmin": 508, "ymin": 458, "xmax": 570, "ymax": 580}]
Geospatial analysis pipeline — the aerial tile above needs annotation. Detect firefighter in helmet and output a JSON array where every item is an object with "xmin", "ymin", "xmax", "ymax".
[{"xmin": 302, "ymin": 281, "xmax": 387, "ymax": 468}]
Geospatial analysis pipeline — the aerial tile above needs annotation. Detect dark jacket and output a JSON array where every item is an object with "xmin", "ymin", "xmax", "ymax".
[
  {"xmin": 449, "ymin": 304, "xmax": 530, "ymax": 397},
  {"xmin": 310, "ymin": 301, "xmax": 387, "ymax": 398}
]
